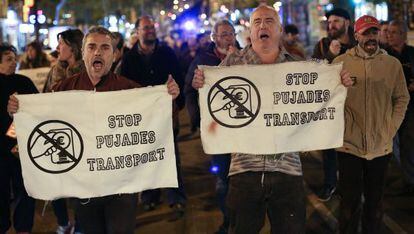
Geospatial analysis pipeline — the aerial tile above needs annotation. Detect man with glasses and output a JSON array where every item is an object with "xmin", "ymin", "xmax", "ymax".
[
  {"xmin": 184, "ymin": 19, "xmax": 238, "ymax": 234},
  {"xmin": 121, "ymin": 16, "xmax": 186, "ymax": 220},
  {"xmin": 332, "ymin": 15, "xmax": 409, "ymax": 233},
  {"xmin": 386, "ymin": 20, "xmax": 414, "ymax": 195}
]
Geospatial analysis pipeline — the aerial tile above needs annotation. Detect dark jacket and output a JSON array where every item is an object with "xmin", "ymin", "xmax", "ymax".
[
  {"xmin": 386, "ymin": 44, "xmax": 414, "ymax": 109},
  {"xmin": 312, "ymin": 30, "xmax": 357, "ymax": 63},
  {"xmin": 0, "ymin": 73, "xmax": 38, "ymax": 155},
  {"xmin": 120, "ymin": 40, "xmax": 185, "ymax": 110},
  {"xmin": 184, "ymin": 42, "xmax": 222, "ymax": 129}
]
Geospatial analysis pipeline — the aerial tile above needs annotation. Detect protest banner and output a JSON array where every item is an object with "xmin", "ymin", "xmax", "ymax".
[
  {"xmin": 17, "ymin": 67, "xmax": 50, "ymax": 92},
  {"xmin": 199, "ymin": 61, "xmax": 346, "ymax": 154},
  {"xmin": 13, "ymin": 86, "xmax": 177, "ymax": 200}
]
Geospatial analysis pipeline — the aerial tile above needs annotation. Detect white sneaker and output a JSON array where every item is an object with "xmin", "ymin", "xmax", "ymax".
[{"xmin": 56, "ymin": 223, "xmax": 74, "ymax": 234}]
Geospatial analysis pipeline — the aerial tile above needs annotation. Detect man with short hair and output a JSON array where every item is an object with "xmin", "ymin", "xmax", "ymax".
[
  {"xmin": 192, "ymin": 6, "xmax": 353, "ymax": 233},
  {"xmin": 0, "ymin": 44, "xmax": 37, "ymax": 234},
  {"xmin": 333, "ymin": 15, "xmax": 409, "ymax": 233},
  {"xmin": 8, "ymin": 26, "xmax": 180, "ymax": 234},
  {"xmin": 386, "ymin": 20, "xmax": 414, "ymax": 194},
  {"xmin": 121, "ymin": 15, "xmax": 186, "ymax": 218},
  {"xmin": 283, "ymin": 24, "xmax": 305, "ymax": 59},
  {"xmin": 379, "ymin": 21, "xmax": 389, "ymax": 48},
  {"xmin": 185, "ymin": 19, "xmax": 238, "ymax": 234},
  {"xmin": 312, "ymin": 8, "xmax": 357, "ymax": 201}
]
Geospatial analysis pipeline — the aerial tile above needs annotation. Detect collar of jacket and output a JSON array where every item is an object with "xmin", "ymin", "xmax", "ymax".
[
  {"xmin": 132, "ymin": 39, "xmax": 160, "ymax": 55},
  {"xmin": 348, "ymin": 45, "xmax": 386, "ymax": 59}
]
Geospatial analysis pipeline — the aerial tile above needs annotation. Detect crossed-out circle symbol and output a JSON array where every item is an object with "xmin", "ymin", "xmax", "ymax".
[
  {"xmin": 27, "ymin": 120, "xmax": 84, "ymax": 174},
  {"xmin": 207, "ymin": 76, "xmax": 261, "ymax": 128}
]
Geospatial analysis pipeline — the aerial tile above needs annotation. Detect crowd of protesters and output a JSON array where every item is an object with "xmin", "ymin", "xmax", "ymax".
[{"xmin": 0, "ymin": 4, "xmax": 413, "ymax": 234}]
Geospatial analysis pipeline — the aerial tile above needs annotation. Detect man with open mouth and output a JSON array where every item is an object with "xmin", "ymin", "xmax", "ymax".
[{"xmin": 332, "ymin": 15, "xmax": 409, "ymax": 234}]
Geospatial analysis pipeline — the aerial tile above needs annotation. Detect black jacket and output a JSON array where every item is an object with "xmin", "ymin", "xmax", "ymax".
[
  {"xmin": 120, "ymin": 40, "xmax": 185, "ymax": 109},
  {"xmin": 0, "ymin": 73, "xmax": 38, "ymax": 155}
]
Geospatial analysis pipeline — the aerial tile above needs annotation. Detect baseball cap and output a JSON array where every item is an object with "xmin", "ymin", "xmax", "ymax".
[
  {"xmin": 354, "ymin": 15, "xmax": 380, "ymax": 33},
  {"xmin": 326, "ymin": 8, "xmax": 351, "ymax": 21}
]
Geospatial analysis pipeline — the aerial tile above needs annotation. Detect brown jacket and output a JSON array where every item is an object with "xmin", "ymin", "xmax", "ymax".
[{"xmin": 333, "ymin": 47, "xmax": 410, "ymax": 159}]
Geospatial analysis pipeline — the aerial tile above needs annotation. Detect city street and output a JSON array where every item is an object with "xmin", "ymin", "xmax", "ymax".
[{"xmin": 26, "ymin": 110, "xmax": 414, "ymax": 234}]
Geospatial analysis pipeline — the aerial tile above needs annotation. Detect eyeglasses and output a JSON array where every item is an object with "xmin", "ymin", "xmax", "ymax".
[{"xmin": 217, "ymin": 32, "xmax": 236, "ymax": 38}]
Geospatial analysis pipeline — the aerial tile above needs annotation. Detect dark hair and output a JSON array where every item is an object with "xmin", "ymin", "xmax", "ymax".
[
  {"xmin": 50, "ymin": 50, "xmax": 59, "ymax": 59},
  {"xmin": 380, "ymin": 20, "xmax": 389, "ymax": 26},
  {"xmin": 26, "ymin": 41, "xmax": 43, "ymax": 56},
  {"xmin": 326, "ymin": 8, "xmax": 351, "ymax": 21},
  {"xmin": 0, "ymin": 44, "xmax": 17, "ymax": 61},
  {"xmin": 112, "ymin": 32, "xmax": 125, "ymax": 50},
  {"xmin": 83, "ymin": 26, "xmax": 116, "ymax": 50},
  {"xmin": 284, "ymin": 24, "xmax": 299, "ymax": 35},
  {"xmin": 57, "ymin": 29, "xmax": 84, "ymax": 61},
  {"xmin": 135, "ymin": 15, "xmax": 153, "ymax": 29}
]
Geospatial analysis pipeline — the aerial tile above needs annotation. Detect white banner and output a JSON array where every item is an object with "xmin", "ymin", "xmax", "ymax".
[
  {"xmin": 199, "ymin": 61, "xmax": 346, "ymax": 154},
  {"xmin": 17, "ymin": 67, "xmax": 50, "ymax": 92},
  {"xmin": 14, "ymin": 86, "xmax": 177, "ymax": 200}
]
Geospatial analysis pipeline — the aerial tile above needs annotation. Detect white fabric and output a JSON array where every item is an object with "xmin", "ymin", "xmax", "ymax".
[
  {"xmin": 199, "ymin": 61, "xmax": 346, "ymax": 154},
  {"xmin": 14, "ymin": 85, "xmax": 177, "ymax": 200},
  {"xmin": 17, "ymin": 67, "xmax": 50, "ymax": 92}
]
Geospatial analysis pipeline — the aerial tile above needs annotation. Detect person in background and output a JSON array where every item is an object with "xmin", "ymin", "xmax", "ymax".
[
  {"xmin": 48, "ymin": 50, "xmax": 59, "ymax": 67},
  {"xmin": 19, "ymin": 41, "xmax": 50, "ymax": 69},
  {"xmin": 0, "ymin": 44, "xmax": 37, "ymax": 234},
  {"xmin": 121, "ymin": 15, "xmax": 186, "ymax": 220},
  {"xmin": 110, "ymin": 32, "xmax": 125, "ymax": 74},
  {"xmin": 185, "ymin": 19, "xmax": 238, "ymax": 234},
  {"xmin": 283, "ymin": 24, "xmax": 306, "ymax": 59},
  {"xmin": 312, "ymin": 8, "xmax": 357, "ymax": 202},
  {"xmin": 43, "ymin": 29, "xmax": 85, "ymax": 92},
  {"xmin": 386, "ymin": 20, "xmax": 414, "ymax": 195},
  {"xmin": 42, "ymin": 28, "xmax": 85, "ymax": 234},
  {"xmin": 333, "ymin": 15, "xmax": 409, "ymax": 234},
  {"xmin": 379, "ymin": 21, "xmax": 389, "ymax": 48}
]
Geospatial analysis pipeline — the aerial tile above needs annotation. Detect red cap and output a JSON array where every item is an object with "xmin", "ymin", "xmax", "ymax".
[{"xmin": 354, "ymin": 15, "xmax": 380, "ymax": 33}]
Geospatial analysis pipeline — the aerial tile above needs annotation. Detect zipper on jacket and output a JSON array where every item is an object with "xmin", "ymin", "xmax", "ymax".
[{"xmin": 364, "ymin": 59, "xmax": 368, "ymax": 153}]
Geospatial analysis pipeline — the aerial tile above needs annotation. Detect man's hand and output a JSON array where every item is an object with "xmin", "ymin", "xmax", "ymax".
[
  {"xmin": 166, "ymin": 74, "xmax": 180, "ymax": 100},
  {"xmin": 192, "ymin": 69, "xmax": 205, "ymax": 89},
  {"xmin": 7, "ymin": 94, "xmax": 19, "ymax": 117},
  {"xmin": 340, "ymin": 69, "xmax": 353, "ymax": 87},
  {"xmin": 329, "ymin": 40, "xmax": 341, "ymax": 56}
]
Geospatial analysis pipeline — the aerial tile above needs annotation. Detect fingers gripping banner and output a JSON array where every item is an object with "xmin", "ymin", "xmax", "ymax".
[
  {"xmin": 199, "ymin": 61, "xmax": 347, "ymax": 154},
  {"xmin": 14, "ymin": 86, "xmax": 177, "ymax": 200}
]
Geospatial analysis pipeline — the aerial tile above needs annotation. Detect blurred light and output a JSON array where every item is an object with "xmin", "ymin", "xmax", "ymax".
[
  {"xmin": 353, "ymin": 0, "xmax": 362, "ymax": 4},
  {"xmin": 43, "ymin": 39, "xmax": 49, "ymax": 46},
  {"xmin": 200, "ymin": 28, "xmax": 205, "ymax": 33},
  {"xmin": 184, "ymin": 20, "xmax": 196, "ymax": 31},
  {"xmin": 6, "ymin": 10, "xmax": 18, "ymax": 26},
  {"xmin": 203, "ymin": 20, "xmax": 209, "ymax": 25},
  {"xmin": 38, "ymin": 15, "xmax": 46, "ymax": 24},
  {"xmin": 63, "ymin": 13, "xmax": 72, "ymax": 19},
  {"xmin": 274, "ymin": 1, "xmax": 282, "ymax": 7},
  {"xmin": 173, "ymin": 5, "xmax": 179, "ymax": 10},
  {"xmin": 326, "ymin": 3, "xmax": 334, "ymax": 11},
  {"xmin": 171, "ymin": 14, "xmax": 176, "ymax": 20},
  {"xmin": 230, "ymin": 13, "xmax": 236, "ymax": 21},
  {"xmin": 173, "ymin": 0, "xmax": 179, "ymax": 4},
  {"xmin": 29, "ymin": 15, "xmax": 36, "ymax": 24},
  {"xmin": 220, "ymin": 5, "xmax": 229, "ymax": 14},
  {"xmin": 160, "ymin": 10, "xmax": 166, "ymax": 15},
  {"xmin": 168, "ymin": 12, "xmax": 173, "ymax": 17},
  {"xmin": 19, "ymin": 24, "xmax": 34, "ymax": 33},
  {"xmin": 200, "ymin": 13, "xmax": 207, "ymax": 19},
  {"xmin": 109, "ymin": 16, "xmax": 117, "ymax": 25},
  {"xmin": 320, "ymin": 16, "xmax": 327, "ymax": 21},
  {"xmin": 184, "ymin": 4, "xmax": 190, "ymax": 9},
  {"xmin": 210, "ymin": 166, "xmax": 219, "ymax": 174},
  {"xmin": 154, "ymin": 22, "xmax": 159, "ymax": 28},
  {"xmin": 125, "ymin": 22, "xmax": 130, "ymax": 28},
  {"xmin": 178, "ymin": 8, "xmax": 184, "ymax": 12},
  {"xmin": 39, "ymin": 28, "xmax": 48, "ymax": 34},
  {"xmin": 376, "ymin": 2, "xmax": 388, "ymax": 21},
  {"xmin": 37, "ymin": 10, "xmax": 43, "ymax": 15}
]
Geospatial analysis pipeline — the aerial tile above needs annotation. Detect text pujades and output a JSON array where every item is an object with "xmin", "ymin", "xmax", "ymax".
[
  {"xmin": 263, "ymin": 72, "xmax": 336, "ymax": 126},
  {"xmin": 87, "ymin": 113, "xmax": 166, "ymax": 171}
]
